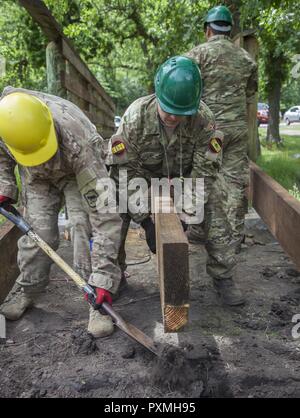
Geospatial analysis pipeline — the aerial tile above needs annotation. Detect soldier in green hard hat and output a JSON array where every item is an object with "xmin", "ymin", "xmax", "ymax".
[
  {"xmin": 204, "ymin": 5, "xmax": 233, "ymax": 33},
  {"xmin": 106, "ymin": 55, "xmax": 245, "ymax": 307},
  {"xmin": 185, "ymin": 5, "xmax": 258, "ymax": 258}
]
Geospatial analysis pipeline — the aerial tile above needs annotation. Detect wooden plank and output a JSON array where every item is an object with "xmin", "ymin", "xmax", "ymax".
[
  {"xmin": 63, "ymin": 71, "xmax": 114, "ymax": 119},
  {"xmin": 46, "ymin": 40, "xmax": 67, "ymax": 98},
  {"xmin": 0, "ymin": 222, "xmax": 22, "ymax": 305},
  {"xmin": 20, "ymin": 0, "xmax": 115, "ymax": 112},
  {"xmin": 154, "ymin": 196, "xmax": 189, "ymax": 332},
  {"xmin": 244, "ymin": 35, "xmax": 259, "ymax": 162},
  {"xmin": 250, "ymin": 161, "xmax": 300, "ymax": 271},
  {"xmin": 84, "ymin": 110, "xmax": 115, "ymax": 130},
  {"xmin": 19, "ymin": 0, "xmax": 63, "ymax": 42},
  {"xmin": 62, "ymin": 39, "xmax": 115, "ymax": 112}
]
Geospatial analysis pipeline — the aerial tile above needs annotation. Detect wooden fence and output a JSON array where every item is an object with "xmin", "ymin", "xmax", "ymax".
[{"xmin": 19, "ymin": 0, "xmax": 115, "ymax": 138}]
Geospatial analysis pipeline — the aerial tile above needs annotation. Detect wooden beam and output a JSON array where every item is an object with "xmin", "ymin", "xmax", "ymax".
[
  {"xmin": 18, "ymin": 0, "xmax": 63, "ymax": 42},
  {"xmin": 46, "ymin": 40, "xmax": 67, "ymax": 98},
  {"xmin": 250, "ymin": 161, "xmax": 300, "ymax": 271},
  {"xmin": 0, "ymin": 222, "xmax": 22, "ymax": 305},
  {"xmin": 154, "ymin": 196, "xmax": 189, "ymax": 332},
  {"xmin": 19, "ymin": 0, "xmax": 115, "ymax": 113},
  {"xmin": 62, "ymin": 40, "xmax": 115, "ymax": 112},
  {"xmin": 244, "ymin": 35, "xmax": 259, "ymax": 162},
  {"xmin": 62, "ymin": 71, "xmax": 114, "ymax": 119}
]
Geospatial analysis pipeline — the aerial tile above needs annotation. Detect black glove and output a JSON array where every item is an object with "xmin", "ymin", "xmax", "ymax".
[
  {"xmin": 141, "ymin": 217, "xmax": 156, "ymax": 254},
  {"xmin": 181, "ymin": 220, "xmax": 188, "ymax": 232}
]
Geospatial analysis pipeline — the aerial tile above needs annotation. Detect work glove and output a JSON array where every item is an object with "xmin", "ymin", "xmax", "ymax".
[
  {"xmin": 141, "ymin": 217, "xmax": 156, "ymax": 254},
  {"xmin": 181, "ymin": 220, "xmax": 188, "ymax": 232},
  {"xmin": 0, "ymin": 195, "xmax": 12, "ymax": 206},
  {"xmin": 85, "ymin": 287, "xmax": 112, "ymax": 308}
]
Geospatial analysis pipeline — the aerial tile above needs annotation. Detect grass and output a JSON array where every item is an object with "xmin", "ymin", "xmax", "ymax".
[{"xmin": 257, "ymin": 131, "xmax": 300, "ymax": 200}]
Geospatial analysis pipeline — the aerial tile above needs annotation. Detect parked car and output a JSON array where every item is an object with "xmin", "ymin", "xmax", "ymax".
[
  {"xmin": 257, "ymin": 102, "xmax": 269, "ymax": 126},
  {"xmin": 283, "ymin": 106, "xmax": 300, "ymax": 125}
]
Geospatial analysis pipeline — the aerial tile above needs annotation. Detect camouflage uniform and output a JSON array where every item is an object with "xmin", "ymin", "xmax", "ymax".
[
  {"xmin": 107, "ymin": 94, "xmax": 236, "ymax": 280},
  {"xmin": 186, "ymin": 35, "xmax": 258, "ymax": 247},
  {"xmin": 0, "ymin": 86, "xmax": 122, "ymax": 296}
]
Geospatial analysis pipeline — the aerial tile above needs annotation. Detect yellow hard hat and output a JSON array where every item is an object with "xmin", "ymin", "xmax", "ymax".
[{"xmin": 0, "ymin": 92, "xmax": 58, "ymax": 167}]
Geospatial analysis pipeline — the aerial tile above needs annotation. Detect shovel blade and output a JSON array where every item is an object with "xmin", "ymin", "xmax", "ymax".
[{"xmin": 116, "ymin": 320, "xmax": 159, "ymax": 356}]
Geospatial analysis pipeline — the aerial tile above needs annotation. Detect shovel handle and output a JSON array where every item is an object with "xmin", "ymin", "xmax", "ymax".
[{"xmin": 0, "ymin": 204, "xmax": 31, "ymax": 234}]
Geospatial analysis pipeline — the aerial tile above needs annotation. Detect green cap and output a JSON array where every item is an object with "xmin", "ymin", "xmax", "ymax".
[
  {"xmin": 155, "ymin": 56, "xmax": 202, "ymax": 116},
  {"xmin": 205, "ymin": 5, "xmax": 233, "ymax": 32}
]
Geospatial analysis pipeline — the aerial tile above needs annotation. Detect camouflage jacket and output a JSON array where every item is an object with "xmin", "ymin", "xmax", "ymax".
[
  {"xmin": 108, "ymin": 94, "xmax": 222, "ymax": 223},
  {"xmin": 185, "ymin": 35, "xmax": 258, "ymax": 126},
  {"xmin": 0, "ymin": 86, "xmax": 121, "ymax": 290}
]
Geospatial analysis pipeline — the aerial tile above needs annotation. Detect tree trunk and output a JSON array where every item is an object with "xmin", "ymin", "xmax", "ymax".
[
  {"xmin": 265, "ymin": 51, "xmax": 287, "ymax": 144},
  {"xmin": 266, "ymin": 73, "xmax": 282, "ymax": 143},
  {"xmin": 224, "ymin": 0, "xmax": 242, "ymax": 37}
]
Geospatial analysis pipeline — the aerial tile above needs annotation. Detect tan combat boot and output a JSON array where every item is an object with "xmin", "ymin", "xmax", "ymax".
[
  {"xmin": 213, "ymin": 278, "xmax": 245, "ymax": 306},
  {"xmin": 0, "ymin": 285, "xmax": 35, "ymax": 320},
  {"xmin": 87, "ymin": 306, "xmax": 114, "ymax": 338}
]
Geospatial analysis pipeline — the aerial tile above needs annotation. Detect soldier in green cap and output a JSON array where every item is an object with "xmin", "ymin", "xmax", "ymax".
[
  {"xmin": 185, "ymin": 5, "xmax": 258, "ymax": 254},
  {"xmin": 107, "ymin": 55, "xmax": 245, "ymax": 306}
]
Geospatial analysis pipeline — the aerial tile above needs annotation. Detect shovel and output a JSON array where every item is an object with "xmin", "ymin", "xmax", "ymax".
[{"xmin": 0, "ymin": 204, "xmax": 159, "ymax": 356}]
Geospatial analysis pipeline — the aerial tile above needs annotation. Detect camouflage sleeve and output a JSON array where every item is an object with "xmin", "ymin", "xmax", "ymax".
[
  {"xmin": 108, "ymin": 116, "xmax": 151, "ymax": 224},
  {"xmin": 183, "ymin": 45, "xmax": 202, "ymax": 65},
  {"xmin": 69, "ymin": 133, "xmax": 122, "ymax": 294},
  {"xmin": 0, "ymin": 143, "xmax": 18, "ymax": 201},
  {"xmin": 246, "ymin": 61, "xmax": 258, "ymax": 104}
]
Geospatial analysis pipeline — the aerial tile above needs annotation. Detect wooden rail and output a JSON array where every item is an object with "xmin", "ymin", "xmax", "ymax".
[
  {"xmin": 0, "ymin": 222, "xmax": 22, "ymax": 304},
  {"xmin": 19, "ymin": 0, "xmax": 115, "ymax": 138},
  {"xmin": 250, "ymin": 161, "xmax": 300, "ymax": 271}
]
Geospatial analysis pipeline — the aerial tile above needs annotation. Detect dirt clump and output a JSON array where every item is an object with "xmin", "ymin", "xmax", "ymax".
[
  {"xmin": 150, "ymin": 344, "xmax": 204, "ymax": 395},
  {"xmin": 70, "ymin": 328, "xmax": 98, "ymax": 355}
]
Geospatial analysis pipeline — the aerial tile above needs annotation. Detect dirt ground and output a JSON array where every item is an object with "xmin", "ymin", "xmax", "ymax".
[{"xmin": 0, "ymin": 214, "xmax": 300, "ymax": 398}]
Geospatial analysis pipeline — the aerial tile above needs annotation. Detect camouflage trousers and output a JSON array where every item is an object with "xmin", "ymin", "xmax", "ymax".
[
  {"xmin": 118, "ymin": 213, "xmax": 131, "ymax": 274},
  {"xmin": 118, "ymin": 176, "xmax": 236, "ymax": 280},
  {"xmin": 219, "ymin": 124, "xmax": 249, "ymax": 248},
  {"xmin": 17, "ymin": 177, "xmax": 92, "ymax": 294},
  {"xmin": 189, "ymin": 123, "xmax": 249, "ymax": 262}
]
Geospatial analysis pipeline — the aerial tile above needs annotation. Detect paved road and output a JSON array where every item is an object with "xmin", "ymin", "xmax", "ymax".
[{"xmin": 260, "ymin": 122, "xmax": 300, "ymax": 136}]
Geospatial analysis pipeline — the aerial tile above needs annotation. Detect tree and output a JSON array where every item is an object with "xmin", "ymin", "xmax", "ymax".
[
  {"xmin": 240, "ymin": 1, "xmax": 300, "ymax": 143},
  {"xmin": 0, "ymin": 0, "xmax": 47, "ymax": 92},
  {"xmin": 44, "ymin": 0, "xmax": 209, "ymax": 113}
]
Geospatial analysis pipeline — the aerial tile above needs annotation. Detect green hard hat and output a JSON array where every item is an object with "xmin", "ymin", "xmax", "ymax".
[
  {"xmin": 155, "ymin": 56, "xmax": 202, "ymax": 116},
  {"xmin": 205, "ymin": 5, "xmax": 233, "ymax": 32}
]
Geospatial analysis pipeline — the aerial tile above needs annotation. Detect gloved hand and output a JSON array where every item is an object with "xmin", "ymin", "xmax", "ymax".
[
  {"xmin": 85, "ymin": 287, "xmax": 112, "ymax": 308},
  {"xmin": 0, "ymin": 195, "xmax": 11, "ymax": 206},
  {"xmin": 141, "ymin": 217, "xmax": 156, "ymax": 254},
  {"xmin": 181, "ymin": 220, "xmax": 188, "ymax": 232}
]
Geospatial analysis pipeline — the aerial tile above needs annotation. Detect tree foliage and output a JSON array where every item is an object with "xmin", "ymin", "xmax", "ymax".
[{"xmin": 0, "ymin": 0, "xmax": 47, "ymax": 93}]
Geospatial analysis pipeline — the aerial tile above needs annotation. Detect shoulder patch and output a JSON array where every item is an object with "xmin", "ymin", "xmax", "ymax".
[
  {"xmin": 208, "ymin": 137, "xmax": 223, "ymax": 154},
  {"xmin": 111, "ymin": 138, "xmax": 126, "ymax": 156},
  {"xmin": 84, "ymin": 189, "xmax": 99, "ymax": 208}
]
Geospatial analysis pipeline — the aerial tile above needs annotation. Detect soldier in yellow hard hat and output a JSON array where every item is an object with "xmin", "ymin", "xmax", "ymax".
[{"xmin": 0, "ymin": 87, "xmax": 122, "ymax": 338}]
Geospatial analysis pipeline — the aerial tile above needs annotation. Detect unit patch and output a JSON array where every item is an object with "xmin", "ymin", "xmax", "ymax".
[
  {"xmin": 208, "ymin": 137, "xmax": 223, "ymax": 153},
  {"xmin": 111, "ymin": 139, "xmax": 126, "ymax": 155},
  {"xmin": 84, "ymin": 189, "xmax": 99, "ymax": 208}
]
